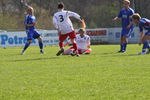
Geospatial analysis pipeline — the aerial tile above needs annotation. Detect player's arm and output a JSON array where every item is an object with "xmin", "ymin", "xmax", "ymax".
[
  {"xmin": 87, "ymin": 36, "xmax": 91, "ymax": 49},
  {"xmin": 112, "ymin": 17, "xmax": 120, "ymax": 21},
  {"xmin": 127, "ymin": 10, "xmax": 135, "ymax": 29},
  {"xmin": 68, "ymin": 11, "xmax": 86, "ymax": 28},
  {"xmin": 53, "ymin": 16, "xmax": 59, "ymax": 30},
  {"xmin": 24, "ymin": 23, "xmax": 36, "ymax": 27},
  {"xmin": 53, "ymin": 16, "xmax": 61, "ymax": 35},
  {"xmin": 126, "ymin": 19, "xmax": 133, "ymax": 29},
  {"xmin": 112, "ymin": 10, "xmax": 122, "ymax": 21},
  {"xmin": 139, "ymin": 31, "xmax": 144, "ymax": 46},
  {"xmin": 24, "ymin": 17, "xmax": 36, "ymax": 27},
  {"xmin": 139, "ymin": 23, "xmax": 144, "ymax": 45}
]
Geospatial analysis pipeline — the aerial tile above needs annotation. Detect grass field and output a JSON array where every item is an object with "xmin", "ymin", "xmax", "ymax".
[{"xmin": 0, "ymin": 45, "xmax": 150, "ymax": 100}]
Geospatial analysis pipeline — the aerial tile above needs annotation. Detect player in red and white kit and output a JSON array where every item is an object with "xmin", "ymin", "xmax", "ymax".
[
  {"xmin": 63, "ymin": 28, "xmax": 92, "ymax": 55},
  {"xmin": 53, "ymin": 2, "xmax": 86, "ymax": 56}
]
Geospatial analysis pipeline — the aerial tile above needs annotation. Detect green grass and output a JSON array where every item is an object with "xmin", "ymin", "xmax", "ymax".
[{"xmin": 0, "ymin": 45, "xmax": 150, "ymax": 100}]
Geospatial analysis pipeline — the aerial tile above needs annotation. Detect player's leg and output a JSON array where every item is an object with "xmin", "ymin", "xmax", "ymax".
[
  {"xmin": 33, "ymin": 30, "xmax": 44, "ymax": 54},
  {"xmin": 37, "ymin": 37, "xmax": 44, "ymax": 54},
  {"xmin": 119, "ymin": 28, "xmax": 132, "ymax": 53},
  {"xmin": 139, "ymin": 31, "xmax": 150, "ymax": 54},
  {"xmin": 118, "ymin": 29, "xmax": 124, "ymax": 52},
  {"xmin": 69, "ymin": 31, "xmax": 79, "ymax": 56},
  {"xmin": 122, "ymin": 36, "xmax": 128, "ymax": 52},
  {"xmin": 21, "ymin": 31, "xmax": 32, "ymax": 55},
  {"xmin": 122, "ymin": 26, "xmax": 134, "ymax": 52},
  {"xmin": 56, "ymin": 34, "xmax": 67, "ymax": 56},
  {"xmin": 145, "ymin": 31, "xmax": 150, "ymax": 53},
  {"xmin": 63, "ymin": 47, "xmax": 74, "ymax": 55},
  {"xmin": 82, "ymin": 49, "xmax": 92, "ymax": 54},
  {"xmin": 119, "ymin": 36, "xmax": 124, "ymax": 52}
]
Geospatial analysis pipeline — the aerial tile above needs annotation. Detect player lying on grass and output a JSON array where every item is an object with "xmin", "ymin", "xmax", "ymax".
[
  {"xmin": 132, "ymin": 13, "xmax": 150, "ymax": 55},
  {"xmin": 113, "ymin": 0, "xmax": 134, "ymax": 53},
  {"xmin": 53, "ymin": 2, "xmax": 86, "ymax": 57},
  {"xmin": 63, "ymin": 28, "xmax": 92, "ymax": 55},
  {"xmin": 21, "ymin": 6, "xmax": 44, "ymax": 55}
]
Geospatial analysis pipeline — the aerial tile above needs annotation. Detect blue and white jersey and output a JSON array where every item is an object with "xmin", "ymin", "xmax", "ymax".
[
  {"xmin": 139, "ymin": 18, "xmax": 150, "ymax": 32},
  {"xmin": 24, "ymin": 14, "xmax": 36, "ymax": 31},
  {"xmin": 118, "ymin": 8, "xmax": 134, "ymax": 28}
]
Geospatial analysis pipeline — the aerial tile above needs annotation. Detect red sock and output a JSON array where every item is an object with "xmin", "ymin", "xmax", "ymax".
[
  {"xmin": 59, "ymin": 42, "xmax": 64, "ymax": 48},
  {"xmin": 84, "ymin": 50, "xmax": 91, "ymax": 54},
  {"xmin": 73, "ymin": 43, "xmax": 78, "ymax": 54}
]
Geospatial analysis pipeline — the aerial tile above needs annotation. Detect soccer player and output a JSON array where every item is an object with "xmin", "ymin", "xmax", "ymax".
[
  {"xmin": 113, "ymin": 0, "xmax": 134, "ymax": 53},
  {"xmin": 63, "ymin": 28, "xmax": 92, "ymax": 55},
  {"xmin": 21, "ymin": 6, "xmax": 44, "ymax": 55},
  {"xmin": 53, "ymin": 2, "xmax": 86, "ymax": 57},
  {"xmin": 132, "ymin": 13, "xmax": 150, "ymax": 55}
]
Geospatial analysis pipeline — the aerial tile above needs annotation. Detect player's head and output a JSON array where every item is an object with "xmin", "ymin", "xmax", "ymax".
[
  {"xmin": 58, "ymin": 2, "xmax": 64, "ymax": 10},
  {"xmin": 132, "ymin": 13, "xmax": 141, "ymax": 24},
  {"xmin": 78, "ymin": 28, "xmax": 86, "ymax": 36},
  {"xmin": 123, "ymin": 0, "xmax": 130, "ymax": 9},
  {"xmin": 27, "ymin": 6, "xmax": 34, "ymax": 15}
]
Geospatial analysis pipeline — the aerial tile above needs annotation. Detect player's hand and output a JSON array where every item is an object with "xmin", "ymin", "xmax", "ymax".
[
  {"xmin": 138, "ymin": 41, "xmax": 142, "ymax": 46},
  {"xmin": 126, "ymin": 24, "xmax": 131, "ymax": 29},
  {"xmin": 112, "ymin": 17, "xmax": 117, "ymax": 22},
  {"xmin": 80, "ymin": 19, "xmax": 86, "ymax": 29}
]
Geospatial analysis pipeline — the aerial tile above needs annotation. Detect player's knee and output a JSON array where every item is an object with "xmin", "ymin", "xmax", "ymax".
[
  {"xmin": 28, "ymin": 40, "xmax": 32, "ymax": 44},
  {"xmin": 37, "ymin": 37, "xmax": 42, "ymax": 41}
]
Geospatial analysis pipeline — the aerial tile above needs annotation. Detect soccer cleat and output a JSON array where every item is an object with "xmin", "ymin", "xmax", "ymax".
[
  {"xmin": 40, "ymin": 49, "xmax": 45, "ymax": 54},
  {"xmin": 56, "ymin": 48, "xmax": 64, "ymax": 56},
  {"xmin": 21, "ymin": 50, "xmax": 25, "ymax": 55},
  {"xmin": 76, "ymin": 54, "xmax": 80, "ymax": 57},
  {"xmin": 138, "ymin": 52, "xmax": 146, "ymax": 55},
  {"xmin": 70, "ymin": 51, "xmax": 80, "ymax": 57},
  {"xmin": 70, "ymin": 52, "xmax": 75, "ymax": 56},
  {"xmin": 118, "ymin": 50, "xmax": 126, "ymax": 53},
  {"xmin": 146, "ymin": 50, "xmax": 150, "ymax": 54}
]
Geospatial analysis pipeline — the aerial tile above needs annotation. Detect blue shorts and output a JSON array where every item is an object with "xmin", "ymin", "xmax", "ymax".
[
  {"xmin": 26, "ymin": 30, "xmax": 40, "ymax": 40},
  {"xmin": 121, "ymin": 26, "xmax": 134, "ymax": 38},
  {"xmin": 145, "ymin": 31, "xmax": 150, "ymax": 36}
]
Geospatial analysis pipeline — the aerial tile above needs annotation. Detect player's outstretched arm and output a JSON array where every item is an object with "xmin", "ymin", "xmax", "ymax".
[
  {"xmin": 79, "ymin": 19, "xmax": 86, "ymax": 29},
  {"xmin": 139, "ymin": 31, "xmax": 144, "ymax": 46},
  {"xmin": 112, "ymin": 17, "xmax": 120, "ymax": 21}
]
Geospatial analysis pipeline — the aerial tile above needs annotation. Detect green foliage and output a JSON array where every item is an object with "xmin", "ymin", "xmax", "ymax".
[
  {"xmin": 0, "ymin": 0, "xmax": 150, "ymax": 30},
  {"xmin": 0, "ymin": 45, "xmax": 150, "ymax": 100},
  {"xmin": 0, "ymin": 13, "xmax": 19, "ymax": 30}
]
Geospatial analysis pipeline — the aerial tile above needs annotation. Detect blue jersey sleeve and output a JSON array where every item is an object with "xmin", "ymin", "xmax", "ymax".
[
  {"xmin": 130, "ymin": 9, "xmax": 134, "ymax": 16},
  {"xmin": 118, "ymin": 10, "xmax": 122, "ymax": 18},
  {"xmin": 31, "ymin": 16, "xmax": 36, "ymax": 23},
  {"xmin": 24, "ymin": 16, "xmax": 28, "ymax": 24},
  {"xmin": 129, "ymin": 8, "xmax": 134, "ymax": 22}
]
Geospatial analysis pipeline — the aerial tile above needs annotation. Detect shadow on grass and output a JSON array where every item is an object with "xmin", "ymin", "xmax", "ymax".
[
  {"xmin": 9, "ymin": 56, "xmax": 60, "ymax": 62},
  {"xmin": 9, "ymin": 55, "xmax": 77, "ymax": 62},
  {"xmin": 100, "ymin": 52, "xmax": 139, "ymax": 57}
]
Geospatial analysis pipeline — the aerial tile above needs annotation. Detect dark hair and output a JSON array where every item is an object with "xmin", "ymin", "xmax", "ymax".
[{"xmin": 58, "ymin": 2, "xmax": 64, "ymax": 9}]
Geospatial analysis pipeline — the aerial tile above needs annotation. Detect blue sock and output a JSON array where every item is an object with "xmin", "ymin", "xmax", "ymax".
[
  {"xmin": 39, "ymin": 41, "xmax": 43, "ymax": 50},
  {"xmin": 123, "ymin": 42, "xmax": 127, "ymax": 51},
  {"xmin": 147, "ymin": 43, "xmax": 150, "ymax": 50},
  {"xmin": 120, "ymin": 43, "xmax": 123, "ymax": 51},
  {"xmin": 23, "ymin": 42, "xmax": 30, "ymax": 51},
  {"xmin": 142, "ymin": 41, "xmax": 148, "ymax": 52}
]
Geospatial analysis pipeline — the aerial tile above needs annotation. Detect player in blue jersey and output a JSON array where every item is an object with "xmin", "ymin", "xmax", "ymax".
[
  {"xmin": 113, "ymin": 0, "xmax": 134, "ymax": 53},
  {"xmin": 132, "ymin": 13, "xmax": 150, "ymax": 55},
  {"xmin": 21, "ymin": 6, "xmax": 44, "ymax": 55}
]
